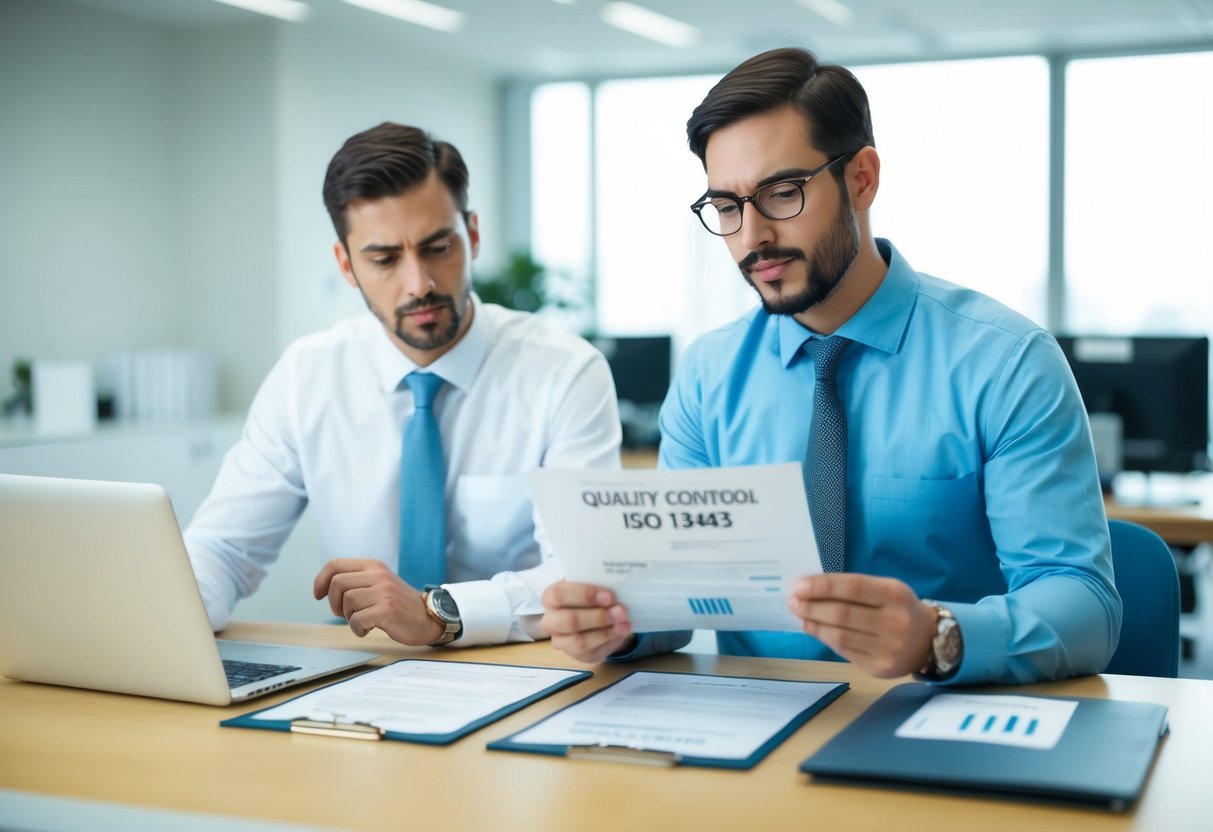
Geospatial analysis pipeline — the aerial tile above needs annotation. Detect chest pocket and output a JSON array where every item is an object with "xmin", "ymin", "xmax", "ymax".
[
  {"xmin": 451, "ymin": 475, "xmax": 537, "ymax": 571},
  {"xmin": 861, "ymin": 472, "xmax": 997, "ymax": 598}
]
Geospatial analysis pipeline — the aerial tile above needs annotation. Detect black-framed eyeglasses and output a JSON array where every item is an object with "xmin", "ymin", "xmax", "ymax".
[{"xmin": 689, "ymin": 154, "xmax": 850, "ymax": 237}]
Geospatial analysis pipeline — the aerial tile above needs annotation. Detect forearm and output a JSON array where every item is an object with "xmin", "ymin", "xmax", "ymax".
[
  {"xmin": 955, "ymin": 331, "xmax": 1121, "ymax": 684},
  {"xmin": 943, "ymin": 573, "xmax": 1120, "ymax": 685},
  {"xmin": 183, "ymin": 387, "xmax": 308, "ymax": 628}
]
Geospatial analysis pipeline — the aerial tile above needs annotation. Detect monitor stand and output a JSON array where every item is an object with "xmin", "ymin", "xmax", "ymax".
[{"xmin": 1112, "ymin": 471, "xmax": 1201, "ymax": 508}]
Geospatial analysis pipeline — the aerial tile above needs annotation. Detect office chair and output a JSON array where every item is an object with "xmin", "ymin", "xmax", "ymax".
[{"xmin": 1102, "ymin": 519, "xmax": 1181, "ymax": 677}]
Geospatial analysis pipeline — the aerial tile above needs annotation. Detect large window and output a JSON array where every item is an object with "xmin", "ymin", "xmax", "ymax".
[
  {"xmin": 529, "ymin": 50, "xmax": 1209, "ymax": 353},
  {"xmin": 592, "ymin": 75, "xmax": 749, "ymax": 348},
  {"xmin": 1064, "ymin": 52, "xmax": 1213, "ymax": 336},
  {"xmin": 853, "ymin": 57, "xmax": 1050, "ymax": 323},
  {"xmin": 530, "ymin": 82, "xmax": 593, "ymax": 333}
]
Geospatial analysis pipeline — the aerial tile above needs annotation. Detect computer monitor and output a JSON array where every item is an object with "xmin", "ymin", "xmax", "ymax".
[
  {"xmin": 592, "ymin": 335, "xmax": 673, "ymax": 447},
  {"xmin": 1056, "ymin": 335, "xmax": 1210, "ymax": 475}
]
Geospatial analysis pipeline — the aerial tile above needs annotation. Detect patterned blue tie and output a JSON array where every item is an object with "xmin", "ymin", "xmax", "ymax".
[
  {"xmin": 804, "ymin": 336, "xmax": 853, "ymax": 573},
  {"xmin": 399, "ymin": 372, "xmax": 446, "ymax": 588}
]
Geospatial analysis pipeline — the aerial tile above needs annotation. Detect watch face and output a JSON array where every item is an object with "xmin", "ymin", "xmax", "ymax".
[
  {"xmin": 434, "ymin": 590, "xmax": 460, "ymax": 619},
  {"xmin": 937, "ymin": 619, "xmax": 962, "ymax": 669}
]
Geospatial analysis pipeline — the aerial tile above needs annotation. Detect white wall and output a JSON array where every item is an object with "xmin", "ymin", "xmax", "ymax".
[
  {"xmin": 0, "ymin": 0, "xmax": 182, "ymax": 406},
  {"xmin": 176, "ymin": 23, "xmax": 280, "ymax": 412},
  {"xmin": 272, "ymin": 19, "xmax": 504, "ymax": 348},
  {"xmin": 0, "ymin": 0, "xmax": 506, "ymax": 623},
  {"xmin": 0, "ymin": 0, "xmax": 504, "ymax": 414}
]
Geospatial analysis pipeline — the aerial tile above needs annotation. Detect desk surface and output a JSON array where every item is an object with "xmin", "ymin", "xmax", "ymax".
[
  {"xmin": 2, "ymin": 623, "xmax": 1212, "ymax": 831},
  {"xmin": 1105, "ymin": 474, "xmax": 1213, "ymax": 546}
]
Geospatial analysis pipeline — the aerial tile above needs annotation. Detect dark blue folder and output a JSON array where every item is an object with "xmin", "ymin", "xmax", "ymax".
[
  {"xmin": 490, "ymin": 670, "xmax": 848, "ymax": 769},
  {"xmin": 221, "ymin": 659, "xmax": 591, "ymax": 745},
  {"xmin": 800, "ymin": 683, "xmax": 1168, "ymax": 811}
]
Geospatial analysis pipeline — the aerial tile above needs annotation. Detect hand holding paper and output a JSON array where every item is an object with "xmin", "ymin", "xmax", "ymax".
[
  {"xmin": 540, "ymin": 581, "xmax": 635, "ymax": 664},
  {"xmin": 788, "ymin": 572, "xmax": 940, "ymax": 678},
  {"xmin": 530, "ymin": 464, "xmax": 822, "ymax": 635}
]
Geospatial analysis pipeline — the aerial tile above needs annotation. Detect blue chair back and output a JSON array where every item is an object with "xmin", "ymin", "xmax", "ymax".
[{"xmin": 1103, "ymin": 519, "xmax": 1181, "ymax": 677}]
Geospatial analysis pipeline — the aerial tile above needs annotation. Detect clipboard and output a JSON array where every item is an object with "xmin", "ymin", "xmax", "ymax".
[
  {"xmin": 221, "ymin": 659, "xmax": 592, "ymax": 745},
  {"xmin": 488, "ymin": 670, "xmax": 848, "ymax": 770},
  {"xmin": 800, "ymin": 683, "xmax": 1169, "ymax": 811}
]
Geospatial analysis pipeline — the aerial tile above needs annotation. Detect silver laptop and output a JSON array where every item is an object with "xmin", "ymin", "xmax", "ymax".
[{"xmin": 0, "ymin": 473, "xmax": 377, "ymax": 705}]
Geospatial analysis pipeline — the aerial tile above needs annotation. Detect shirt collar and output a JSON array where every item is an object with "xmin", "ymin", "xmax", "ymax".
[
  {"xmin": 777, "ymin": 238, "xmax": 918, "ymax": 367},
  {"xmin": 370, "ymin": 293, "xmax": 491, "ymax": 394}
]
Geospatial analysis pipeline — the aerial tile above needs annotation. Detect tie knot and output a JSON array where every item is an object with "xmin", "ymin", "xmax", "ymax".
[
  {"xmin": 405, "ymin": 372, "xmax": 445, "ymax": 408},
  {"xmin": 807, "ymin": 336, "xmax": 852, "ymax": 382}
]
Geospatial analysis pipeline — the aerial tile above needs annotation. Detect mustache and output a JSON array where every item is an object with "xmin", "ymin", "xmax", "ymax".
[
  {"xmin": 738, "ymin": 246, "xmax": 807, "ymax": 272},
  {"xmin": 395, "ymin": 293, "xmax": 456, "ymax": 316}
]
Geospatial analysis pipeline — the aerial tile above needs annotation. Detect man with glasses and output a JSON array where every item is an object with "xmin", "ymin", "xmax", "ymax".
[{"xmin": 541, "ymin": 48, "xmax": 1121, "ymax": 685}]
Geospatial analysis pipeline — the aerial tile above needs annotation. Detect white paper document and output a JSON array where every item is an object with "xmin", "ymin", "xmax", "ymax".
[
  {"xmin": 507, "ymin": 671, "xmax": 845, "ymax": 761},
  {"xmin": 248, "ymin": 661, "xmax": 585, "ymax": 736},
  {"xmin": 529, "ymin": 463, "xmax": 820, "ymax": 632},
  {"xmin": 894, "ymin": 693, "xmax": 1079, "ymax": 750}
]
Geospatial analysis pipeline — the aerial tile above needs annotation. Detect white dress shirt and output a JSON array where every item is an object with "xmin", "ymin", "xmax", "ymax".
[{"xmin": 184, "ymin": 297, "xmax": 621, "ymax": 644}]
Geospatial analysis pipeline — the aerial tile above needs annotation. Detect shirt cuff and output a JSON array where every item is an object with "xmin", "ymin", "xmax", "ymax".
[
  {"xmin": 606, "ymin": 630, "xmax": 693, "ymax": 662},
  {"xmin": 931, "ymin": 602, "xmax": 1004, "ymax": 686},
  {"xmin": 442, "ymin": 580, "xmax": 513, "ymax": 647}
]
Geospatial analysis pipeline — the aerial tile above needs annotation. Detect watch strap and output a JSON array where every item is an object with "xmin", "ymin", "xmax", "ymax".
[
  {"xmin": 422, "ymin": 589, "xmax": 462, "ymax": 647},
  {"xmin": 918, "ymin": 600, "xmax": 962, "ymax": 680}
]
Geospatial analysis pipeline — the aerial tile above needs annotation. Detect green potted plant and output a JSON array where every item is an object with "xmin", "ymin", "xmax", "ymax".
[
  {"xmin": 2, "ymin": 358, "xmax": 32, "ymax": 417},
  {"xmin": 473, "ymin": 251, "xmax": 548, "ymax": 312}
]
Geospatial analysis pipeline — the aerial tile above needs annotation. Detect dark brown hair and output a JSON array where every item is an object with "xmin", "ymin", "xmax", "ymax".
[
  {"xmin": 687, "ymin": 48, "xmax": 874, "ymax": 175},
  {"xmin": 322, "ymin": 122, "xmax": 469, "ymax": 243}
]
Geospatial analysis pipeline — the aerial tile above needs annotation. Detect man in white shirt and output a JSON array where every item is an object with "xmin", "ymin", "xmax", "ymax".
[{"xmin": 184, "ymin": 122, "xmax": 621, "ymax": 647}]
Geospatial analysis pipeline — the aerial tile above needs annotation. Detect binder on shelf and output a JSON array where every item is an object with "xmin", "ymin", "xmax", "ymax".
[
  {"xmin": 221, "ymin": 659, "xmax": 591, "ymax": 745},
  {"xmin": 489, "ymin": 670, "xmax": 848, "ymax": 770},
  {"xmin": 799, "ymin": 683, "xmax": 1169, "ymax": 811}
]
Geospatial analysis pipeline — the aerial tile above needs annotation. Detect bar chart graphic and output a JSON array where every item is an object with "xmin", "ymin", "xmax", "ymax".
[
  {"xmin": 957, "ymin": 712, "xmax": 1039, "ymax": 737},
  {"xmin": 896, "ymin": 693, "xmax": 1078, "ymax": 750},
  {"xmin": 687, "ymin": 598, "xmax": 735, "ymax": 615}
]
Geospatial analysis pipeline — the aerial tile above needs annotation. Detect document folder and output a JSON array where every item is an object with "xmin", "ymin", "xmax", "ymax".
[
  {"xmin": 221, "ymin": 659, "xmax": 591, "ymax": 745},
  {"xmin": 800, "ymin": 683, "xmax": 1168, "ymax": 811},
  {"xmin": 489, "ymin": 670, "xmax": 848, "ymax": 770}
]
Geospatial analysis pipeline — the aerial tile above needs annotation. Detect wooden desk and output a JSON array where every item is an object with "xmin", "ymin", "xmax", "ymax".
[
  {"xmin": 2, "ymin": 623, "xmax": 1212, "ymax": 831},
  {"xmin": 620, "ymin": 447, "xmax": 658, "ymax": 469},
  {"xmin": 1105, "ymin": 476, "xmax": 1213, "ymax": 547},
  {"xmin": 1105, "ymin": 501, "xmax": 1213, "ymax": 547}
]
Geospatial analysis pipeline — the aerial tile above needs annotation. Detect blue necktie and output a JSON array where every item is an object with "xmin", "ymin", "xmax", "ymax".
[
  {"xmin": 804, "ymin": 336, "xmax": 852, "ymax": 573},
  {"xmin": 399, "ymin": 372, "xmax": 447, "ymax": 588}
]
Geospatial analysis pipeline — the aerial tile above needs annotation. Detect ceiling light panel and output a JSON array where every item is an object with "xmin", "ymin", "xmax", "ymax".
[
  {"xmin": 796, "ymin": 0, "xmax": 857, "ymax": 28},
  {"xmin": 343, "ymin": 0, "xmax": 466, "ymax": 33},
  {"xmin": 212, "ymin": 0, "xmax": 311, "ymax": 23},
  {"xmin": 600, "ymin": 2, "xmax": 700, "ymax": 48}
]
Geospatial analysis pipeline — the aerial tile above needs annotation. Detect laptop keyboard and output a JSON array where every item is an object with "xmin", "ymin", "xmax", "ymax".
[{"xmin": 223, "ymin": 659, "xmax": 302, "ymax": 688}]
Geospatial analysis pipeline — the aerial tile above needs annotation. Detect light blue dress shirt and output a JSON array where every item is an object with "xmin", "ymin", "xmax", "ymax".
[{"xmin": 624, "ymin": 239, "xmax": 1121, "ymax": 685}]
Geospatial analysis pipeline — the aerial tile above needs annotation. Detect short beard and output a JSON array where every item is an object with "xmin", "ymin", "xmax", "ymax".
[
  {"xmin": 739, "ymin": 183, "xmax": 860, "ymax": 317},
  {"xmin": 390, "ymin": 290, "xmax": 467, "ymax": 351},
  {"xmin": 351, "ymin": 270, "xmax": 470, "ymax": 352}
]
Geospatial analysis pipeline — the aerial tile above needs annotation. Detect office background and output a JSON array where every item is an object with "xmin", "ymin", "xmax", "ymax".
[{"xmin": 1, "ymin": 0, "xmax": 1211, "ymax": 657}]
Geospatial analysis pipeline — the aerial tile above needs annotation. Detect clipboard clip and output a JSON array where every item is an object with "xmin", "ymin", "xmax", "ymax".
[
  {"xmin": 289, "ymin": 717, "xmax": 385, "ymax": 741},
  {"xmin": 566, "ymin": 744, "xmax": 682, "ymax": 767}
]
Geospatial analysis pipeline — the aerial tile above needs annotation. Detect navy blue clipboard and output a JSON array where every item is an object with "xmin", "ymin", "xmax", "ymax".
[
  {"xmin": 220, "ymin": 659, "xmax": 592, "ymax": 745},
  {"xmin": 487, "ymin": 670, "xmax": 849, "ymax": 770},
  {"xmin": 800, "ymin": 683, "xmax": 1169, "ymax": 811}
]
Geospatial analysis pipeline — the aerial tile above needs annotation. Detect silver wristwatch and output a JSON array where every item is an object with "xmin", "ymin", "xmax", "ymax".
[
  {"xmin": 918, "ymin": 600, "xmax": 963, "ymax": 680},
  {"xmin": 421, "ymin": 587, "xmax": 462, "ymax": 647}
]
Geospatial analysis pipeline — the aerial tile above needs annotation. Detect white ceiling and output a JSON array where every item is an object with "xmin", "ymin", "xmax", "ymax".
[{"xmin": 59, "ymin": 0, "xmax": 1213, "ymax": 79}]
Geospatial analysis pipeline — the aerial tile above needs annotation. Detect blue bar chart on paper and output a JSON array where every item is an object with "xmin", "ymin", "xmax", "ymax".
[
  {"xmin": 958, "ymin": 712, "xmax": 1039, "ymax": 736},
  {"xmin": 895, "ymin": 694, "xmax": 1079, "ymax": 750}
]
